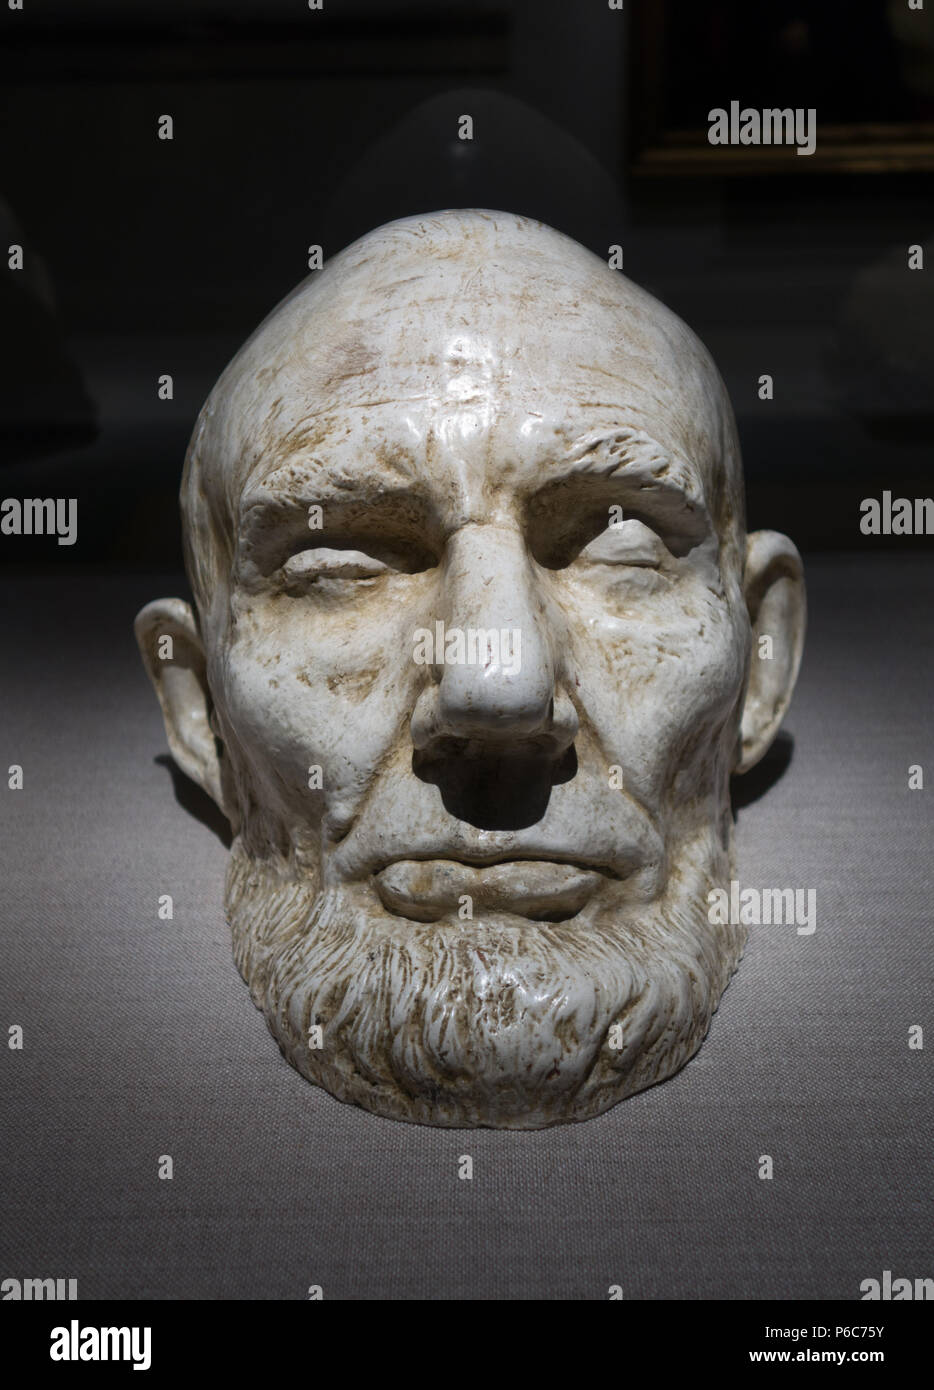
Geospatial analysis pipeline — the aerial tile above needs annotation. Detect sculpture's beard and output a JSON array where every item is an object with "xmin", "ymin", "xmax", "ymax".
[{"xmin": 224, "ymin": 824, "xmax": 744, "ymax": 1128}]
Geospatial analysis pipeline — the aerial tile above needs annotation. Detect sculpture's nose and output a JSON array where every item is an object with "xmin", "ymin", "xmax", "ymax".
[{"xmin": 410, "ymin": 522, "xmax": 578, "ymax": 754}]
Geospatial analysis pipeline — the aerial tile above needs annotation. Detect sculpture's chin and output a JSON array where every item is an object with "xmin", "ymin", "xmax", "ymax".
[{"xmin": 224, "ymin": 836, "xmax": 745, "ymax": 1129}]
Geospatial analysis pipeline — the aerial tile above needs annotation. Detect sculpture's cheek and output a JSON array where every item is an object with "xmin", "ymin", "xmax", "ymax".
[
  {"xmin": 211, "ymin": 598, "xmax": 426, "ymax": 819},
  {"xmin": 558, "ymin": 581, "xmax": 746, "ymax": 810}
]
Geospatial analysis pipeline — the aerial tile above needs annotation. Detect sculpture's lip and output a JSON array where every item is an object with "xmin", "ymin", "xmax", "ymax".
[
  {"xmin": 374, "ymin": 851, "xmax": 624, "ymax": 879},
  {"xmin": 372, "ymin": 856, "xmax": 613, "ymax": 924}
]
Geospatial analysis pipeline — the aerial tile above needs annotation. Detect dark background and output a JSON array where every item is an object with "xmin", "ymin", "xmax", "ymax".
[{"xmin": 1, "ymin": 0, "xmax": 931, "ymax": 573}]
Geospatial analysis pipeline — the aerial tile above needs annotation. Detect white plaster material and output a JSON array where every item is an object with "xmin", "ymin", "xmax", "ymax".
[{"xmin": 135, "ymin": 210, "xmax": 806, "ymax": 1128}]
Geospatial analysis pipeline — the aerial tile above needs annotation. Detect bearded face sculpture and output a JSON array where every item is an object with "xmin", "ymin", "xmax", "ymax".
[{"xmin": 135, "ymin": 210, "xmax": 805, "ymax": 1128}]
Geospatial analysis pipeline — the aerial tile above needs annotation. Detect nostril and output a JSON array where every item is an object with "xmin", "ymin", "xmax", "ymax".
[{"xmin": 412, "ymin": 742, "xmax": 578, "ymax": 831}]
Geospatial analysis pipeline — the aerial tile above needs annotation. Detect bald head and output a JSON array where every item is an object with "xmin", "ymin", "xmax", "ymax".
[{"xmin": 181, "ymin": 209, "xmax": 745, "ymax": 621}]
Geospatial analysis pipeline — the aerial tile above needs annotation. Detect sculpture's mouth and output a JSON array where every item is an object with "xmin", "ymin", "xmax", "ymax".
[{"xmin": 373, "ymin": 856, "xmax": 613, "ymax": 923}]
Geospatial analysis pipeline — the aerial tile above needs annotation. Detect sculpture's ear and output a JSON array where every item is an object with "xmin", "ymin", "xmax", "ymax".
[
  {"xmin": 134, "ymin": 597, "xmax": 229, "ymax": 817},
  {"xmin": 736, "ymin": 531, "xmax": 806, "ymax": 773}
]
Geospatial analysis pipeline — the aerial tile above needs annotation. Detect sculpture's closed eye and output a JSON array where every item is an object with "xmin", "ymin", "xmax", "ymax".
[
  {"xmin": 275, "ymin": 517, "xmax": 669, "ymax": 594},
  {"xmin": 272, "ymin": 528, "xmax": 439, "ymax": 593},
  {"xmin": 576, "ymin": 516, "xmax": 667, "ymax": 568},
  {"xmin": 279, "ymin": 546, "xmax": 389, "ymax": 585},
  {"xmin": 531, "ymin": 501, "xmax": 679, "ymax": 571}
]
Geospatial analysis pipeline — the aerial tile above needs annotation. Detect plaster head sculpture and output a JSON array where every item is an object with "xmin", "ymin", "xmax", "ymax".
[{"xmin": 136, "ymin": 209, "xmax": 805, "ymax": 1128}]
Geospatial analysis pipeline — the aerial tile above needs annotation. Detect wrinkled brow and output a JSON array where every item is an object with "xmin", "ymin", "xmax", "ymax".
[{"xmin": 236, "ymin": 421, "xmax": 713, "ymax": 551}]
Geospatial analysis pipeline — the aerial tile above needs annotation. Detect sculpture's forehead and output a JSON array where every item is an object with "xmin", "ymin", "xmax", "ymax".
[{"xmin": 211, "ymin": 240, "xmax": 729, "ymax": 512}]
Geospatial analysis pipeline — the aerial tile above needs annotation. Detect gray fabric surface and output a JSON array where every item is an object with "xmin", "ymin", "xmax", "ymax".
[{"xmin": 1, "ymin": 558, "xmax": 931, "ymax": 1300}]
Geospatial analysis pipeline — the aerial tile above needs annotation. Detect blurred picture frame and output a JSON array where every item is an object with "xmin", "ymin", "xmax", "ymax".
[{"xmin": 629, "ymin": 0, "xmax": 934, "ymax": 174}]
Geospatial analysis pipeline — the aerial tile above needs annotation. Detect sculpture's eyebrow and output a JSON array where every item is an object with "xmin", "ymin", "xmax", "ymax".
[
  {"xmin": 238, "ymin": 455, "xmax": 427, "ymax": 534},
  {"xmin": 234, "ymin": 452, "xmax": 439, "ymax": 575},
  {"xmin": 558, "ymin": 426, "xmax": 705, "ymax": 501},
  {"xmin": 531, "ymin": 426, "xmax": 713, "ymax": 539}
]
